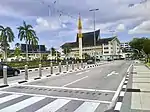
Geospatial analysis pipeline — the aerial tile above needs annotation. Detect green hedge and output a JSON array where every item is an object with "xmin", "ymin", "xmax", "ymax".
[
  {"xmin": 7, "ymin": 61, "xmax": 58, "ymax": 69},
  {"xmin": 146, "ymin": 63, "xmax": 150, "ymax": 67},
  {"xmin": 7, "ymin": 60, "xmax": 79, "ymax": 70}
]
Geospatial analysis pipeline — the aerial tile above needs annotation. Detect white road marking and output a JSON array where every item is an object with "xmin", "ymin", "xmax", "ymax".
[
  {"xmin": 127, "ymin": 64, "xmax": 133, "ymax": 73},
  {"xmin": 0, "ymin": 96, "xmax": 45, "ymax": 112},
  {"xmin": 109, "ymin": 76, "xmax": 126, "ymax": 108},
  {"xmin": 114, "ymin": 102, "xmax": 122, "ymax": 110},
  {"xmin": 109, "ymin": 63, "xmax": 133, "ymax": 109},
  {"xmin": 138, "ymin": 72, "xmax": 150, "ymax": 73},
  {"xmin": 0, "ymin": 92, "xmax": 4, "ymax": 95},
  {"xmin": 62, "ymin": 76, "xmax": 88, "ymax": 87},
  {"xmin": 74, "ymin": 102, "xmax": 100, "ymax": 112},
  {"xmin": 19, "ymin": 85, "xmax": 116, "ymax": 93},
  {"xmin": 0, "ymin": 94, "xmax": 23, "ymax": 104},
  {"xmin": 76, "ymin": 72, "xmax": 83, "ymax": 75},
  {"xmin": 124, "ymin": 81, "xmax": 128, "ymax": 83},
  {"xmin": 120, "ymin": 91, "xmax": 125, "ymax": 96},
  {"xmin": 0, "ymin": 91, "xmax": 111, "ymax": 104},
  {"xmin": 123, "ymin": 85, "xmax": 127, "ymax": 88},
  {"xmin": 35, "ymin": 99, "xmax": 70, "ymax": 112},
  {"xmin": 107, "ymin": 71, "xmax": 118, "ymax": 77}
]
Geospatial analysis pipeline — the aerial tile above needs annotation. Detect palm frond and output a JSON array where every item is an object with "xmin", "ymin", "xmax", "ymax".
[
  {"xmin": 17, "ymin": 26, "xmax": 25, "ymax": 31},
  {"xmin": 27, "ymin": 24, "xmax": 33, "ymax": 29},
  {"xmin": 23, "ymin": 21, "xmax": 27, "ymax": 28},
  {"xmin": 5, "ymin": 27, "xmax": 15, "ymax": 42},
  {"xmin": 0, "ymin": 25, "xmax": 4, "ymax": 30}
]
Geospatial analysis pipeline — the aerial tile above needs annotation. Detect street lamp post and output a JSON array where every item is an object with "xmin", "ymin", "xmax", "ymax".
[{"xmin": 89, "ymin": 8, "xmax": 99, "ymax": 64}]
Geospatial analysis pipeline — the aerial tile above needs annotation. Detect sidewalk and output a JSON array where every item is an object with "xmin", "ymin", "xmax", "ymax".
[{"xmin": 121, "ymin": 63, "xmax": 150, "ymax": 112}]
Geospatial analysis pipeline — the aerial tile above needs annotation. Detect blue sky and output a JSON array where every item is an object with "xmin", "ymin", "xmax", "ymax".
[{"xmin": 0, "ymin": 0, "xmax": 150, "ymax": 50}]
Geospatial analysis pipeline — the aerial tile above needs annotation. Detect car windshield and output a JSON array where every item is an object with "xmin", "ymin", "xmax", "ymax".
[{"xmin": 0, "ymin": 0, "xmax": 150, "ymax": 112}]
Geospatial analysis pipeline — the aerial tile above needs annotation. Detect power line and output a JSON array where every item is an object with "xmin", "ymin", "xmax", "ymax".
[
  {"xmin": 128, "ymin": 0, "xmax": 148, "ymax": 7},
  {"xmin": 39, "ymin": 0, "xmax": 77, "ymax": 20}
]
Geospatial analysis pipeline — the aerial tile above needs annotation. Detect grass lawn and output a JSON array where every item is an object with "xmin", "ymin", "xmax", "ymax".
[{"xmin": 146, "ymin": 63, "xmax": 150, "ymax": 67}]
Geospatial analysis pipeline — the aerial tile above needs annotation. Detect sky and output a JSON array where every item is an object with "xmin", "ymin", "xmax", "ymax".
[{"xmin": 0, "ymin": 0, "xmax": 150, "ymax": 50}]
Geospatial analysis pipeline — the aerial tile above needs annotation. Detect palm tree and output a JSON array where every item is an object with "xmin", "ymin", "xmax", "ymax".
[
  {"xmin": 31, "ymin": 36, "xmax": 39, "ymax": 52},
  {"xmin": 30, "ymin": 36, "xmax": 39, "ymax": 61},
  {"xmin": 17, "ymin": 21, "xmax": 37, "ymax": 62},
  {"xmin": 14, "ymin": 43, "xmax": 21, "ymax": 61},
  {"xmin": 15, "ymin": 43, "xmax": 20, "ymax": 48},
  {"xmin": 0, "ymin": 25, "xmax": 15, "ymax": 62}
]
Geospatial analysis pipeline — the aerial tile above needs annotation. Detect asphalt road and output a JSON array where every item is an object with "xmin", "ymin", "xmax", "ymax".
[{"xmin": 0, "ymin": 60, "xmax": 132, "ymax": 112}]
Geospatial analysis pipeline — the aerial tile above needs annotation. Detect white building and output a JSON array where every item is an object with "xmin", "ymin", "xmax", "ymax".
[
  {"xmin": 62, "ymin": 30, "xmax": 122, "ymax": 60},
  {"xmin": 120, "ymin": 42, "xmax": 132, "ymax": 52}
]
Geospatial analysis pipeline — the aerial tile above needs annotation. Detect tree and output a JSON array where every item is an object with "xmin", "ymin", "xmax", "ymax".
[
  {"xmin": 42, "ymin": 54, "xmax": 48, "ymax": 61},
  {"xmin": 18, "ymin": 21, "xmax": 38, "ymax": 62},
  {"xmin": 0, "ymin": 25, "xmax": 15, "ymax": 62},
  {"xmin": 51, "ymin": 47, "xmax": 56, "ymax": 56},
  {"xmin": 130, "ymin": 37, "xmax": 150, "ymax": 61},
  {"xmin": 143, "ymin": 39, "xmax": 150, "ymax": 62},
  {"xmin": 83, "ymin": 53, "xmax": 91, "ymax": 60},
  {"xmin": 30, "ymin": 36, "xmax": 39, "ymax": 53},
  {"xmin": 14, "ymin": 43, "xmax": 21, "ymax": 61},
  {"xmin": 62, "ymin": 46, "xmax": 71, "ymax": 58},
  {"xmin": 129, "ymin": 37, "xmax": 147, "ymax": 51}
]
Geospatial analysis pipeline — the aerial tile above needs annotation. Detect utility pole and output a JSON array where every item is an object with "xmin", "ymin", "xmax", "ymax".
[{"xmin": 89, "ymin": 8, "xmax": 99, "ymax": 64}]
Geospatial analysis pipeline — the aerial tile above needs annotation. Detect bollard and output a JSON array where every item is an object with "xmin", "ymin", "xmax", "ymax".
[
  {"xmin": 50, "ymin": 62, "xmax": 53, "ymax": 74},
  {"xmin": 81, "ymin": 60, "xmax": 83, "ymax": 68},
  {"xmin": 59, "ymin": 62, "xmax": 62, "ymax": 73},
  {"xmin": 72, "ymin": 61, "xmax": 74, "ymax": 70},
  {"xmin": 3, "ymin": 66, "xmax": 8, "ymax": 85},
  {"xmin": 25, "ymin": 65, "xmax": 28, "ymax": 81},
  {"xmin": 77, "ymin": 61, "xmax": 79, "ymax": 69},
  {"xmin": 66, "ymin": 61, "xmax": 69, "ymax": 71},
  {"xmin": 39, "ymin": 64, "xmax": 42, "ymax": 77}
]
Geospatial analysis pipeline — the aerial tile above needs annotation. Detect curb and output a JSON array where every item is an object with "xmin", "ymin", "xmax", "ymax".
[
  {"xmin": 20, "ymin": 64, "xmax": 81, "ymax": 73},
  {"xmin": 113, "ymin": 64, "xmax": 133, "ymax": 112},
  {"xmin": 114, "ymin": 73, "xmax": 130, "ymax": 112},
  {"xmin": 145, "ymin": 64, "xmax": 150, "ymax": 70}
]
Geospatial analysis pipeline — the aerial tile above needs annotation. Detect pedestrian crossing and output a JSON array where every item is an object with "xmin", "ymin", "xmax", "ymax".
[{"xmin": 0, "ymin": 91, "xmax": 107, "ymax": 112}]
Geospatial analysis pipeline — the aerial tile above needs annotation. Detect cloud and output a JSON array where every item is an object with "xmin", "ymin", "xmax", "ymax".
[
  {"xmin": 34, "ymin": 17, "xmax": 62, "ymax": 33},
  {"xmin": 128, "ymin": 20, "xmax": 150, "ymax": 34},
  {"xmin": 116, "ymin": 24, "xmax": 126, "ymax": 32},
  {"xmin": 1, "ymin": 0, "xmax": 150, "ymax": 48}
]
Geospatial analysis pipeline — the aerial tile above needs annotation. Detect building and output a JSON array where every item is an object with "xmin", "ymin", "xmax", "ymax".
[
  {"xmin": 0, "ymin": 44, "xmax": 50, "ymax": 62},
  {"xmin": 120, "ymin": 42, "xmax": 133, "ymax": 58},
  {"xmin": 62, "ymin": 30, "xmax": 122, "ymax": 60},
  {"xmin": 120, "ymin": 42, "xmax": 132, "ymax": 52}
]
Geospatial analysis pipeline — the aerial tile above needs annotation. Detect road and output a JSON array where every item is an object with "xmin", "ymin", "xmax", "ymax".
[{"xmin": 0, "ymin": 60, "xmax": 132, "ymax": 112}]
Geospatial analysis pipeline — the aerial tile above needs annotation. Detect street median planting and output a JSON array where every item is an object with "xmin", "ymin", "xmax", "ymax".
[
  {"xmin": 146, "ymin": 63, "xmax": 150, "ymax": 67},
  {"xmin": 7, "ymin": 61, "xmax": 58, "ymax": 70}
]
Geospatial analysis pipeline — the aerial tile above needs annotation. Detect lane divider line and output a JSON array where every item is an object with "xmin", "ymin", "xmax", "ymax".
[{"xmin": 62, "ymin": 76, "xmax": 88, "ymax": 87}]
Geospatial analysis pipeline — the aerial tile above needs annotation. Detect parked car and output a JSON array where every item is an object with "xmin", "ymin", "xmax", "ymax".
[
  {"xmin": 87, "ymin": 60, "xmax": 95, "ymax": 64},
  {"xmin": 107, "ymin": 58, "xmax": 112, "ymax": 61},
  {"xmin": 0, "ymin": 63, "xmax": 20, "ymax": 78}
]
